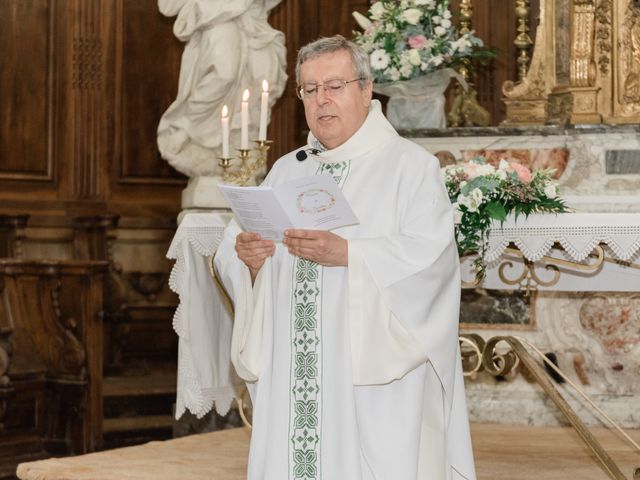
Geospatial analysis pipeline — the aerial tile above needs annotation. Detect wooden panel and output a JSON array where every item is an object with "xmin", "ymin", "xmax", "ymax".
[
  {"xmin": 67, "ymin": 0, "xmax": 109, "ymax": 199},
  {"xmin": 471, "ymin": 0, "xmax": 519, "ymax": 124},
  {"xmin": 0, "ymin": 0, "xmax": 53, "ymax": 181},
  {"xmin": 115, "ymin": 0, "xmax": 184, "ymax": 184},
  {"xmin": 0, "ymin": 260, "xmax": 107, "ymax": 457}
]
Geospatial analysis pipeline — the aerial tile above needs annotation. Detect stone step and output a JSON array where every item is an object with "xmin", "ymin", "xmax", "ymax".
[
  {"xmin": 102, "ymin": 415, "xmax": 174, "ymax": 451},
  {"xmin": 103, "ymin": 415, "xmax": 174, "ymax": 434},
  {"xmin": 103, "ymin": 374, "xmax": 176, "ymax": 397},
  {"xmin": 102, "ymin": 374, "xmax": 176, "ymax": 450}
]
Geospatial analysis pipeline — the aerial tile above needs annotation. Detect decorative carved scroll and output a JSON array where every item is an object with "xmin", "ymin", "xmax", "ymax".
[
  {"xmin": 619, "ymin": 1, "xmax": 640, "ymax": 108},
  {"xmin": 50, "ymin": 276, "xmax": 87, "ymax": 378},
  {"xmin": 595, "ymin": 0, "xmax": 612, "ymax": 74}
]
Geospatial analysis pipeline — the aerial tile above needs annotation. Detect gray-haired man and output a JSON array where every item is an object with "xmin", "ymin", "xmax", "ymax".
[{"xmin": 215, "ymin": 35, "xmax": 476, "ymax": 480}]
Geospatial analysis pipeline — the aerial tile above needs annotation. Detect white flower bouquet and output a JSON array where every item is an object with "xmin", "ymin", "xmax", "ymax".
[
  {"xmin": 353, "ymin": 0, "xmax": 486, "ymax": 84},
  {"xmin": 442, "ymin": 157, "xmax": 569, "ymax": 280}
]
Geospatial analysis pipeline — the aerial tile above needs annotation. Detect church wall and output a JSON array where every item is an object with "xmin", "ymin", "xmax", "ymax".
[{"xmin": 0, "ymin": 0, "xmax": 186, "ymax": 472}]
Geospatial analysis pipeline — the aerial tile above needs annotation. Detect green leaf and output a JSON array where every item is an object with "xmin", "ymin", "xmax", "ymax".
[
  {"xmin": 461, "ymin": 176, "xmax": 500, "ymax": 195},
  {"xmin": 484, "ymin": 201, "xmax": 507, "ymax": 221}
]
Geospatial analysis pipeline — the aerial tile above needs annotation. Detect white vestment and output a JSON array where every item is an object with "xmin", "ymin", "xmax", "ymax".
[{"xmin": 214, "ymin": 101, "xmax": 476, "ymax": 480}]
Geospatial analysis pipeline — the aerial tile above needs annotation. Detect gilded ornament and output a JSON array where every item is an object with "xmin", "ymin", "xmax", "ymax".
[
  {"xmin": 621, "ymin": 1, "xmax": 640, "ymax": 104},
  {"xmin": 595, "ymin": 0, "xmax": 612, "ymax": 74}
]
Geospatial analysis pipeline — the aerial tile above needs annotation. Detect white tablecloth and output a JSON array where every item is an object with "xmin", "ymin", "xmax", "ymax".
[
  {"xmin": 166, "ymin": 212, "xmax": 241, "ymax": 418},
  {"xmin": 475, "ymin": 213, "xmax": 640, "ymax": 291}
]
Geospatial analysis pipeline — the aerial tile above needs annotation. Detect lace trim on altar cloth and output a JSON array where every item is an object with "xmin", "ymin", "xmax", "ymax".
[
  {"xmin": 167, "ymin": 214, "xmax": 239, "ymax": 418},
  {"xmin": 486, "ymin": 214, "xmax": 640, "ymax": 263},
  {"xmin": 175, "ymin": 339, "xmax": 242, "ymax": 419},
  {"xmin": 167, "ymin": 225, "xmax": 226, "ymax": 336}
]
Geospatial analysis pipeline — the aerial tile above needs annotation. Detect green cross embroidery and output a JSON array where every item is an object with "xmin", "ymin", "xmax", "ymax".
[{"xmin": 289, "ymin": 159, "xmax": 350, "ymax": 479}]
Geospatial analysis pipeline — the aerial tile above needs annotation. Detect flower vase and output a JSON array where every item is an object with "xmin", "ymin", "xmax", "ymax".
[{"xmin": 373, "ymin": 68, "xmax": 463, "ymax": 130}]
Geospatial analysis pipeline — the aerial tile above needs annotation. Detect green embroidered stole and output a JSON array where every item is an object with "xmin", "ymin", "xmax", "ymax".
[{"xmin": 288, "ymin": 160, "xmax": 351, "ymax": 479}]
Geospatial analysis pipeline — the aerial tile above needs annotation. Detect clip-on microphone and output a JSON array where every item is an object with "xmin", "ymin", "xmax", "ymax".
[{"xmin": 295, "ymin": 148, "xmax": 321, "ymax": 161}]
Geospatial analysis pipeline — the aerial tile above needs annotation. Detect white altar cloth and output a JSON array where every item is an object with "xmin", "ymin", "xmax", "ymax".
[
  {"xmin": 167, "ymin": 212, "xmax": 241, "ymax": 418},
  {"xmin": 168, "ymin": 212, "xmax": 640, "ymax": 419},
  {"xmin": 474, "ymin": 213, "xmax": 640, "ymax": 291}
]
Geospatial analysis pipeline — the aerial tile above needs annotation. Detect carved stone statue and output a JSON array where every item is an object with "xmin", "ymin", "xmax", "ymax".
[{"xmin": 157, "ymin": 0, "xmax": 287, "ymax": 178}]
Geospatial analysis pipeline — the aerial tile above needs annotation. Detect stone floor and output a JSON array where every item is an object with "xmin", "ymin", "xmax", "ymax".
[{"xmin": 17, "ymin": 423, "xmax": 640, "ymax": 480}]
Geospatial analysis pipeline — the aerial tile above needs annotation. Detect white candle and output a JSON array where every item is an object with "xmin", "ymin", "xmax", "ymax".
[
  {"xmin": 221, "ymin": 104, "xmax": 229, "ymax": 158},
  {"xmin": 241, "ymin": 89, "xmax": 250, "ymax": 150},
  {"xmin": 258, "ymin": 80, "xmax": 269, "ymax": 141}
]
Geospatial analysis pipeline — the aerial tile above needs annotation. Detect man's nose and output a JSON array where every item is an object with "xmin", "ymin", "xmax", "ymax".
[{"xmin": 315, "ymin": 86, "xmax": 331, "ymax": 105}]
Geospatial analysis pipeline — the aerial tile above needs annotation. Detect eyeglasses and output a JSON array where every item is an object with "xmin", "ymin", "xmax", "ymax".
[{"xmin": 296, "ymin": 78, "xmax": 364, "ymax": 100}]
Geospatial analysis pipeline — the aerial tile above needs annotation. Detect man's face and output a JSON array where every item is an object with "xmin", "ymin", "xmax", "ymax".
[{"xmin": 299, "ymin": 50, "xmax": 372, "ymax": 150}]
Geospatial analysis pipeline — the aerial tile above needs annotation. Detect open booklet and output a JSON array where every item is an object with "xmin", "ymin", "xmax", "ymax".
[{"xmin": 218, "ymin": 174, "xmax": 359, "ymax": 241}]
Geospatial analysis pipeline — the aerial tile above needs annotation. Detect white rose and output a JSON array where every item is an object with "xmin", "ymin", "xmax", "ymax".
[
  {"xmin": 401, "ymin": 8, "xmax": 422, "ymax": 25},
  {"xmin": 441, "ymin": 18, "xmax": 452, "ymax": 29},
  {"xmin": 430, "ymin": 54, "xmax": 444, "ymax": 66},
  {"xmin": 476, "ymin": 164, "xmax": 496, "ymax": 177},
  {"xmin": 370, "ymin": 49, "xmax": 390, "ymax": 70},
  {"xmin": 470, "ymin": 188, "xmax": 484, "ymax": 204},
  {"xmin": 370, "ymin": 1, "xmax": 386, "ymax": 20},
  {"xmin": 443, "ymin": 9, "xmax": 452, "ymax": 19},
  {"xmin": 388, "ymin": 67, "xmax": 401, "ymax": 81},
  {"xmin": 544, "ymin": 184, "xmax": 558, "ymax": 198},
  {"xmin": 434, "ymin": 26, "xmax": 447, "ymax": 36},
  {"xmin": 407, "ymin": 48, "xmax": 422, "ymax": 66},
  {"xmin": 400, "ymin": 61, "xmax": 413, "ymax": 77},
  {"xmin": 432, "ymin": 15, "xmax": 442, "ymax": 24},
  {"xmin": 458, "ymin": 188, "xmax": 483, "ymax": 212}
]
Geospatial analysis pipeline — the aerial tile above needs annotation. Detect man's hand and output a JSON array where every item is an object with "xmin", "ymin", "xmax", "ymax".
[
  {"xmin": 283, "ymin": 230, "xmax": 348, "ymax": 266},
  {"xmin": 235, "ymin": 232, "xmax": 276, "ymax": 282}
]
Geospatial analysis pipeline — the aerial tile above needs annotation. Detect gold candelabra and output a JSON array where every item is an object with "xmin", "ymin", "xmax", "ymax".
[
  {"xmin": 218, "ymin": 140, "xmax": 272, "ymax": 186},
  {"xmin": 447, "ymin": 0, "xmax": 492, "ymax": 127},
  {"xmin": 458, "ymin": 0, "xmax": 473, "ymax": 81},
  {"xmin": 514, "ymin": 0, "xmax": 534, "ymax": 82}
]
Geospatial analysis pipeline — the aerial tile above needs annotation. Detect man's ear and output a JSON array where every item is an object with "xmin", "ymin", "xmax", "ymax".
[{"xmin": 362, "ymin": 80, "xmax": 373, "ymax": 107}]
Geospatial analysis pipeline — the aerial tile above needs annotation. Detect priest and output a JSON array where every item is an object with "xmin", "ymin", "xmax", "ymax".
[{"xmin": 214, "ymin": 35, "xmax": 476, "ymax": 480}]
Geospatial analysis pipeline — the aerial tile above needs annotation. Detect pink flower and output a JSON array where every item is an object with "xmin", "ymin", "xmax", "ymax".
[
  {"xmin": 510, "ymin": 163, "xmax": 532, "ymax": 183},
  {"xmin": 462, "ymin": 161, "xmax": 495, "ymax": 180},
  {"xmin": 408, "ymin": 34, "xmax": 428, "ymax": 49},
  {"xmin": 462, "ymin": 161, "xmax": 479, "ymax": 180}
]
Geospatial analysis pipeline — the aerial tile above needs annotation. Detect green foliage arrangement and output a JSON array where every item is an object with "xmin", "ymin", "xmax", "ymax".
[{"xmin": 442, "ymin": 157, "xmax": 569, "ymax": 280}]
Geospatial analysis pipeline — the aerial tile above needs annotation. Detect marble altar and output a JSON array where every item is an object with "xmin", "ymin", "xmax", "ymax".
[{"xmin": 408, "ymin": 125, "xmax": 640, "ymax": 428}]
